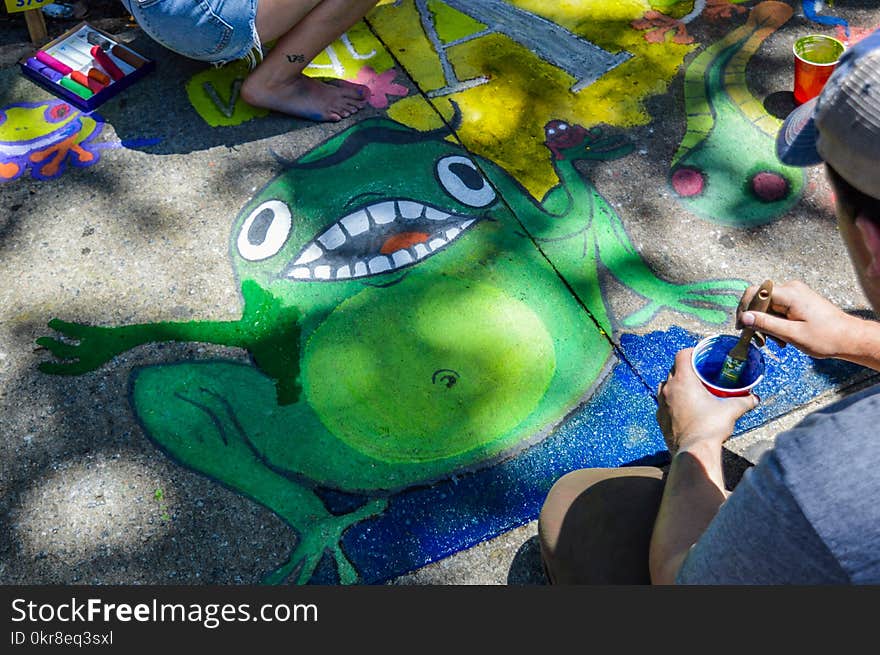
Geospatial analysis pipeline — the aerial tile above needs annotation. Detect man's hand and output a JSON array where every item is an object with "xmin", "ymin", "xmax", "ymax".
[
  {"xmin": 656, "ymin": 348, "xmax": 758, "ymax": 456},
  {"xmin": 651, "ymin": 348, "xmax": 759, "ymax": 584},
  {"xmin": 736, "ymin": 280, "xmax": 859, "ymax": 359}
]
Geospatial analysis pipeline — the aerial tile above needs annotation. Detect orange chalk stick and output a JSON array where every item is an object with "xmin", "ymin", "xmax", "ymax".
[
  {"xmin": 71, "ymin": 70, "xmax": 106, "ymax": 93},
  {"xmin": 88, "ymin": 67, "xmax": 111, "ymax": 86}
]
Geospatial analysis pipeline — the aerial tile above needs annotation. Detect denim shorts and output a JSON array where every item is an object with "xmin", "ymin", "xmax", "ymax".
[{"xmin": 121, "ymin": 0, "xmax": 262, "ymax": 66}]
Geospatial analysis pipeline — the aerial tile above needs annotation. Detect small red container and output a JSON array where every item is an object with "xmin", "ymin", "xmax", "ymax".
[
  {"xmin": 793, "ymin": 34, "xmax": 845, "ymax": 105},
  {"xmin": 691, "ymin": 335, "xmax": 765, "ymax": 398}
]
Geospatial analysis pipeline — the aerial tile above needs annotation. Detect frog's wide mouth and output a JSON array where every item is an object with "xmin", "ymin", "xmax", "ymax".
[{"xmin": 283, "ymin": 199, "xmax": 478, "ymax": 281}]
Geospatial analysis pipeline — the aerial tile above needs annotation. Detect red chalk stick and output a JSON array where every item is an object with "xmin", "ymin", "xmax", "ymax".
[
  {"xmin": 88, "ymin": 68, "xmax": 111, "ymax": 86},
  {"xmin": 91, "ymin": 45, "xmax": 124, "ymax": 81},
  {"xmin": 35, "ymin": 50, "xmax": 73, "ymax": 76},
  {"xmin": 71, "ymin": 70, "xmax": 106, "ymax": 93}
]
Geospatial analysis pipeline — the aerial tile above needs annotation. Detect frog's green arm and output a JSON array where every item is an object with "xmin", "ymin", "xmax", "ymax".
[
  {"xmin": 590, "ymin": 190, "xmax": 745, "ymax": 326},
  {"xmin": 534, "ymin": 177, "xmax": 575, "ymax": 218},
  {"xmin": 540, "ymin": 156, "xmax": 743, "ymax": 327},
  {"xmin": 36, "ymin": 319, "xmax": 247, "ymax": 374},
  {"xmin": 37, "ymin": 280, "xmax": 302, "ymax": 403}
]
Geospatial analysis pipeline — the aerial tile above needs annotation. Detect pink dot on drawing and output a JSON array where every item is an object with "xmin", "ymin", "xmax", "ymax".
[
  {"xmin": 751, "ymin": 172, "xmax": 788, "ymax": 202},
  {"xmin": 671, "ymin": 167, "xmax": 704, "ymax": 197}
]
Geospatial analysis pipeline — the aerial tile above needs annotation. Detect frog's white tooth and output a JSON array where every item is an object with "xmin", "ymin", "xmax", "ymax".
[
  {"xmin": 391, "ymin": 249, "xmax": 414, "ymax": 268},
  {"xmin": 461, "ymin": 219, "xmax": 475, "ymax": 229},
  {"xmin": 318, "ymin": 223, "xmax": 346, "ymax": 250},
  {"xmin": 336, "ymin": 265, "xmax": 351, "ymax": 279},
  {"xmin": 368, "ymin": 256, "xmax": 392, "ymax": 274},
  {"xmin": 353, "ymin": 261, "xmax": 368, "ymax": 277},
  {"xmin": 425, "ymin": 207, "xmax": 449, "ymax": 221},
  {"xmin": 414, "ymin": 243, "xmax": 430, "ymax": 260},
  {"xmin": 445, "ymin": 227, "xmax": 461, "ymax": 240},
  {"xmin": 368, "ymin": 201, "xmax": 396, "ymax": 225},
  {"xmin": 314, "ymin": 265, "xmax": 332, "ymax": 280},
  {"xmin": 428, "ymin": 237, "xmax": 447, "ymax": 251},
  {"xmin": 291, "ymin": 267, "xmax": 312, "ymax": 279},
  {"xmin": 398, "ymin": 201, "xmax": 423, "ymax": 219},
  {"xmin": 293, "ymin": 243, "xmax": 324, "ymax": 266},
  {"xmin": 340, "ymin": 209, "xmax": 370, "ymax": 237}
]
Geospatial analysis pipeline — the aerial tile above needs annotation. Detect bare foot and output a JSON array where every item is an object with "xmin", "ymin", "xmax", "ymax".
[{"xmin": 241, "ymin": 74, "xmax": 370, "ymax": 122}]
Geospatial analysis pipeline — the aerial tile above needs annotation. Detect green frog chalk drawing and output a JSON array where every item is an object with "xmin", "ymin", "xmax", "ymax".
[{"xmin": 38, "ymin": 116, "xmax": 744, "ymax": 583}]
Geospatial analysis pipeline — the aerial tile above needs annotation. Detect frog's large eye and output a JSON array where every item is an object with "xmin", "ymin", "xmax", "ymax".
[
  {"xmin": 237, "ymin": 200, "xmax": 292, "ymax": 261},
  {"xmin": 436, "ymin": 156, "xmax": 496, "ymax": 207},
  {"xmin": 44, "ymin": 103, "xmax": 72, "ymax": 123}
]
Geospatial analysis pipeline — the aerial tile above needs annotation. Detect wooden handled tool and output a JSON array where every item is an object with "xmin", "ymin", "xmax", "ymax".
[{"xmin": 718, "ymin": 279, "xmax": 773, "ymax": 385}]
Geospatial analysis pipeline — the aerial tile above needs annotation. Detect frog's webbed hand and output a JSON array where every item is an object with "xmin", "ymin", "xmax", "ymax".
[
  {"xmin": 133, "ymin": 362, "xmax": 387, "ymax": 585},
  {"xmin": 544, "ymin": 122, "xmax": 633, "ymax": 165},
  {"xmin": 620, "ymin": 279, "xmax": 746, "ymax": 327},
  {"xmin": 36, "ymin": 320, "xmax": 149, "ymax": 374},
  {"xmin": 37, "ymin": 281, "xmax": 303, "ymax": 402},
  {"xmin": 592, "ymin": 190, "xmax": 746, "ymax": 327}
]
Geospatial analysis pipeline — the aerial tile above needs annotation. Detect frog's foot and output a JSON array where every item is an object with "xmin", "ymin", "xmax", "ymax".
[
  {"xmin": 622, "ymin": 279, "xmax": 747, "ymax": 327},
  {"xmin": 133, "ymin": 362, "xmax": 388, "ymax": 585},
  {"xmin": 263, "ymin": 498, "xmax": 388, "ymax": 585},
  {"xmin": 30, "ymin": 133, "xmax": 95, "ymax": 178},
  {"xmin": 1, "ymin": 160, "xmax": 22, "ymax": 180},
  {"xmin": 36, "ymin": 319, "xmax": 131, "ymax": 374}
]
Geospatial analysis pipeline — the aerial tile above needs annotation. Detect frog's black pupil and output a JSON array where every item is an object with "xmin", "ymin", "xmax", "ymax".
[
  {"xmin": 449, "ymin": 162, "xmax": 484, "ymax": 190},
  {"xmin": 248, "ymin": 208, "xmax": 274, "ymax": 245}
]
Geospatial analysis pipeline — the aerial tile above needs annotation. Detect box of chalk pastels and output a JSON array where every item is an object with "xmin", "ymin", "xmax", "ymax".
[{"xmin": 19, "ymin": 22, "xmax": 154, "ymax": 112}]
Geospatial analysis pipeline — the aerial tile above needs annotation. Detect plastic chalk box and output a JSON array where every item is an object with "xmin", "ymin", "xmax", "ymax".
[{"xmin": 19, "ymin": 22, "xmax": 154, "ymax": 112}]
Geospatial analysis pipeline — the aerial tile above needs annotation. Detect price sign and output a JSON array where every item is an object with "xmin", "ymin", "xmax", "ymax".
[{"xmin": 5, "ymin": 0, "xmax": 55, "ymax": 14}]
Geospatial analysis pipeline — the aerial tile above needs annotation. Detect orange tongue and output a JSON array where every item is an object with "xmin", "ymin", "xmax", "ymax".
[{"xmin": 380, "ymin": 231, "xmax": 431, "ymax": 254}]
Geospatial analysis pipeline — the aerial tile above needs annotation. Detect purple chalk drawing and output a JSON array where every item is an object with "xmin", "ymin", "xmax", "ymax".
[{"xmin": 0, "ymin": 100, "xmax": 158, "ymax": 183}]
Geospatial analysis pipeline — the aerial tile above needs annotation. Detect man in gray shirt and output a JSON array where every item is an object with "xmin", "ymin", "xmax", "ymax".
[{"xmin": 538, "ymin": 29, "xmax": 880, "ymax": 585}]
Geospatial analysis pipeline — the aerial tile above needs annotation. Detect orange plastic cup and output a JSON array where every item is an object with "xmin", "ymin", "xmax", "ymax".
[{"xmin": 793, "ymin": 35, "xmax": 845, "ymax": 104}]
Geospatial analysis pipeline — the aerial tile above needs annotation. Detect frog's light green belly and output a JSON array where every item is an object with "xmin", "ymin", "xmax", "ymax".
[{"xmin": 304, "ymin": 281, "xmax": 556, "ymax": 463}]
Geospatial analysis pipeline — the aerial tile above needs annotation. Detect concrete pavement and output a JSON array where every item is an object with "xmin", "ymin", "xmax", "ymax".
[{"xmin": 2, "ymin": 1, "xmax": 879, "ymax": 586}]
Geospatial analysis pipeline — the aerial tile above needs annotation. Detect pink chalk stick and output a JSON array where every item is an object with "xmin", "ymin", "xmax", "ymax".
[{"xmin": 35, "ymin": 50, "xmax": 73, "ymax": 76}]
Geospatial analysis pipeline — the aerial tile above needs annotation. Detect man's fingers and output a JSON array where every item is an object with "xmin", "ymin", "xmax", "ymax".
[
  {"xmin": 673, "ymin": 348, "xmax": 693, "ymax": 372},
  {"xmin": 737, "ymin": 284, "xmax": 759, "ymax": 318},
  {"xmin": 740, "ymin": 310, "xmax": 797, "ymax": 344},
  {"xmin": 732, "ymin": 392, "xmax": 760, "ymax": 416},
  {"xmin": 762, "ymin": 282, "xmax": 799, "ymax": 316}
]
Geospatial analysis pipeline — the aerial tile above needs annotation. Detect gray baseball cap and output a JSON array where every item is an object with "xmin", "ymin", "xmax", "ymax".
[{"xmin": 777, "ymin": 29, "xmax": 880, "ymax": 199}]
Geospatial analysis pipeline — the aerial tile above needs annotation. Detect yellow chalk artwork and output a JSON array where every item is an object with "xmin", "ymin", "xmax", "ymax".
[
  {"xmin": 367, "ymin": 0, "xmax": 704, "ymax": 197},
  {"xmin": 185, "ymin": 1, "xmax": 751, "ymax": 197}
]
